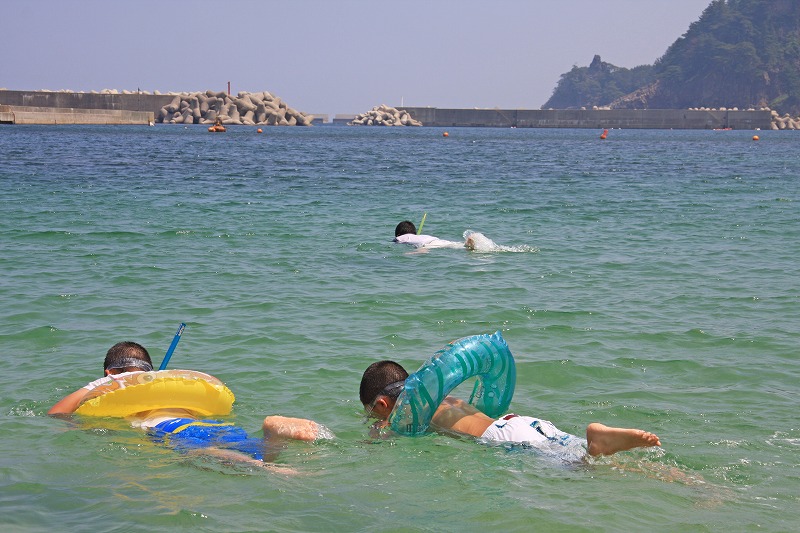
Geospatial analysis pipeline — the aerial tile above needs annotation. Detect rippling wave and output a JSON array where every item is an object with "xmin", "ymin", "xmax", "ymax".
[{"xmin": 1, "ymin": 126, "xmax": 798, "ymax": 531}]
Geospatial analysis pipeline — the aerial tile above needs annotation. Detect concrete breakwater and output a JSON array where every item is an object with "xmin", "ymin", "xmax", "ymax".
[
  {"xmin": 770, "ymin": 110, "xmax": 800, "ymax": 130},
  {"xmin": 398, "ymin": 107, "xmax": 774, "ymax": 130},
  {"xmin": 0, "ymin": 90, "xmax": 312, "ymax": 126},
  {"xmin": 0, "ymin": 90, "xmax": 785, "ymax": 129},
  {"xmin": 348, "ymin": 104, "xmax": 421, "ymax": 126},
  {"xmin": 157, "ymin": 91, "xmax": 312, "ymax": 126}
]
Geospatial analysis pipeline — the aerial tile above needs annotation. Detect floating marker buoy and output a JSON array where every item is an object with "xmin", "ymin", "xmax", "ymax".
[
  {"xmin": 443, "ymin": 131, "xmax": 449, "ymax": 137},
  {"xmin": 208, "ymin": 127, "xmax": 214, "ymax": 132},
  {"xmin": 257, "ymin": 128, "xmax": 263, "ymax": 133},
  {"xmin": 753, "ymin": 135, "xmax": 759, "ymax": 141},
  {"xmin": 600, "ymin": 128, "xmax": 608, "ymax": 140}
]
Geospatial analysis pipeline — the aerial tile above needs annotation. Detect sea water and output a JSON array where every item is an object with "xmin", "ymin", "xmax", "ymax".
[{"xmin": 1, "ymin": 124, "xmax": 798, "ymax": 531}]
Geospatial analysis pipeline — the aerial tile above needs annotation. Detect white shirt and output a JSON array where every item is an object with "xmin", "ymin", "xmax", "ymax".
[{"xmin": 394, "ymin": 233, "xmax": 463, "ymax": 249}]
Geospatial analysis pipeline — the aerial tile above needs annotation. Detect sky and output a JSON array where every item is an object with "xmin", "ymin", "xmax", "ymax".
[{"xmin": 2, "ymin": 0, "xmax": 711, "ymax": 117}]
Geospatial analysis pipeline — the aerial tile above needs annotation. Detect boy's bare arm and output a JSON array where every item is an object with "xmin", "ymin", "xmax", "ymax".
[{"xmin": 48, "ymin": 388, "xmax": 91, "ymax": 415}]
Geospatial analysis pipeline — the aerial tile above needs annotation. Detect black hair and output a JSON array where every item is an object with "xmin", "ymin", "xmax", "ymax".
[
  {"xmin": 394, "ymin": 220, "xmax": 417, "ymax": 237},
  {"xmin": 359, "ymin": 360, "xmax": 409, "ymax": 406},
  {"xmin": 103, "ymin": 341, "xmax": 152, "ymax": 372}
]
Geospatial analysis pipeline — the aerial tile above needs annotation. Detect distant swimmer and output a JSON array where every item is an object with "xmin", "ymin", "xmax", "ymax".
[
  {"xmin": 393, "ymin": 220, "xmax": 467, "ymax": 250},
  {"xmin": 393, "ymin": 220, "xmax": 537, "ymax": 253}
]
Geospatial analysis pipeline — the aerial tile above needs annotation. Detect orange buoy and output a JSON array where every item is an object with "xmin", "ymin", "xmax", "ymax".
[
  {"xmin": 752, "ymin": 135, "xmax": 759, "ymax": 141},
  {"xmin": 600, "ymin": 129, "xmax": 608, "ymax": 140},
  {"xmin": 208, "ymin": 126, "xmax": 214, "ymax": 132},
  {"xmin": 257, "ymin": 128, "xmax": 263, "ymax": 133},
  {"xmin": 443, "ymin": 131, "xmax": 449, "ymax": 137}
]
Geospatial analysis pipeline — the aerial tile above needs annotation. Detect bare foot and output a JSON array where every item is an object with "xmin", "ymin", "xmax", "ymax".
[
  {"xmin": 263, "ymin": 415, "xmax": 321, "ymax": 442},
  {"xmin": 586, "ymin": 422, "xmax": 661, "ymax": 456}
]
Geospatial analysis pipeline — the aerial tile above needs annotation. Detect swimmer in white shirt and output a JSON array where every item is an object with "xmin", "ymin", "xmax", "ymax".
[{"xmin": 393, "ymin": 220, "xmax": 476, "ymax": 250}]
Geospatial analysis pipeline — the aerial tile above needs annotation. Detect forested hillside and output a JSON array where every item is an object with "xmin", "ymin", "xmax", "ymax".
[
  {"xmin": 542, "ymin": 56, "xmax": 654, "ymax": 110},
  {"xmin": 543, "ymin": 0, "xmax": 800, "ymax": 115}
]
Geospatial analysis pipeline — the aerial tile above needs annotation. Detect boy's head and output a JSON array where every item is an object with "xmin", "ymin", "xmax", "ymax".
[
  {"xmin": 360, "ymin": 360, "xmax": 408, "ymax": 420},
  {"xmin": 103, "ymin": 341, "xmax": 153, "ymax": 375},
  {"xmin": 394, "ymin": 221, "xmax": 416, "ymax": 237}
]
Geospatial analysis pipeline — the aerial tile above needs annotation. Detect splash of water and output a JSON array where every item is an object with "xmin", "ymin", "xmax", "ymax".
[{"xmin": 463, "ymin": 230, "xmax": 538, "ymax": 253}]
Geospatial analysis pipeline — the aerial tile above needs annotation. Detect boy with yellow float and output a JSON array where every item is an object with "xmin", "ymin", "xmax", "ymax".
[{"xmin": 49, "ymin": 340, "xmax": 328, "ymax": 472}]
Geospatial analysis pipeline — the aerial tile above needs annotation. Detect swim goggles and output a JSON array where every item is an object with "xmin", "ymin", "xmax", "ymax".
[
  {"xmin": 105, "ymin": 358, "xmax": 154, "ymax": 372},
  {"xmin": 363, "ymin": 380, "xmax": 406, "ymax": 423}
]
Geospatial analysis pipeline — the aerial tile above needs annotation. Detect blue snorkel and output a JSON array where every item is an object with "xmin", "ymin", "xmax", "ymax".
[{"xmin": 159, "ymin": 323, "xmax": 186, "ymax": 370}]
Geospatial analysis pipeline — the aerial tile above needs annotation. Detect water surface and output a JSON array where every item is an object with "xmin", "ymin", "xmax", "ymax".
[{"xmin": 1, "ymin": 125, "xmax": 798, "ymax": 531}]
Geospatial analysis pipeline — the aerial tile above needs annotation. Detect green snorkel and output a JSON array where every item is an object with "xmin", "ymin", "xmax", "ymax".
[{"xmin": 417, "ymin": 213, "xmax": 427, "ymax": 235}]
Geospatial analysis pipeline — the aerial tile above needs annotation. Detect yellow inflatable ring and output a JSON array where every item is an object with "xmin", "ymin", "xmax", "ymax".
[{"xmin": 75, "ymin": 369, "xmax": 235, "ymax": 417}]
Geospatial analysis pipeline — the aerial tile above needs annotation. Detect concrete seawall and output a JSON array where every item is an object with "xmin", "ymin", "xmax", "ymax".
[
  {"xmin": 0, "ymin": 90, "xmax": 172, "ymax": 113},
  {"xmin": 0, "ymin": 105, "xmax": 154, "ymax": 125},
  {"xmin": 0, "ymin": 91, "xmax": 774, "ymax": 129},
  {"xmin": 398, "ymin": 107, "xmax": 772, "ymax": 130},
  {"xmin": 0, "ymin": 90, "xmax": 169, "ymax": 125}
]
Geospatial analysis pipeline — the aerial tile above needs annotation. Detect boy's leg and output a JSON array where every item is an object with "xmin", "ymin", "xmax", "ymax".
[
  {"xmin": 186, "ymin": 447, "xmax": 299, "ymax": 475},
  {"xmin": 263, "ymin": 415, "xmax": 322, "ymax": 442}
]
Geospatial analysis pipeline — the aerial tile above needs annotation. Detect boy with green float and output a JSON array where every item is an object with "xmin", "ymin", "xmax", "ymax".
[{"xmin": 360, "ymin": 359, "xmax": 661, "ymax": 458}]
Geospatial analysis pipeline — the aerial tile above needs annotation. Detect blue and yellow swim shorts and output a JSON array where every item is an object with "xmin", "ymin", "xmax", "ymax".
[{"xmin": 151, "ymin": 417, "xmax": 264, "ymax": 460}]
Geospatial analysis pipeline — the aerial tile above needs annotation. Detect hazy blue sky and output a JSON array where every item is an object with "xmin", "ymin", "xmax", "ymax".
[{"xmin": 2, "ymin": 0, "xmax": 710, "ymax": 116}]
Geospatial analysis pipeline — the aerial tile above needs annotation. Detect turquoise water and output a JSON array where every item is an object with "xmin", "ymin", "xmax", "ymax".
[{"xmin": 1, "ymin": 124, "xmax": 799, "ymax": 531}]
